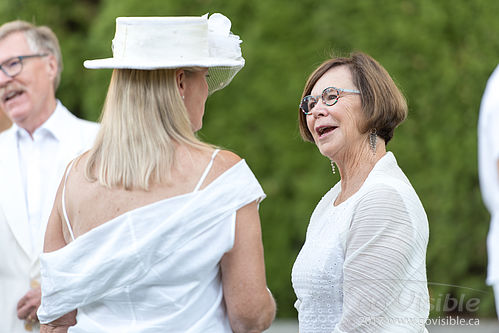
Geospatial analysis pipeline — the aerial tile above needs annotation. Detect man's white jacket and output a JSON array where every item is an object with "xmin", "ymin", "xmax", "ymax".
[{"xmin": 0, "ymin": 102, "xmax": 98, "ymax": 333}]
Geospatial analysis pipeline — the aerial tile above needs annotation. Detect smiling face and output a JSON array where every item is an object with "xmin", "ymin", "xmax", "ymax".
[
  {"xmin": 183, "ymin": 69, "xmax": 209, "ymax": 132},
  {"xmin": 305, "ymin": 65, "xmax": 366, "ymax": 163},
  {"xmin": 0, "ymin": 32, "xmax": 57, "ymax": 133}
]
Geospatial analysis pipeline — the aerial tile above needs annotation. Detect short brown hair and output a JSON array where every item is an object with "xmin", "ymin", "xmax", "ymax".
[
  {"xmin": 298, "ymin": 52, "xmax": 407, "ymax": 144},
  {"xmin": 0, "ymin": 20, "xmax": 63, "ymax": 91}
]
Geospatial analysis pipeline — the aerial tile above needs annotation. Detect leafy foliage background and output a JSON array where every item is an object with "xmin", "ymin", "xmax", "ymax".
[{"xmin": 2, "ymin": 0, "xmax": 499, "ymax": 318}]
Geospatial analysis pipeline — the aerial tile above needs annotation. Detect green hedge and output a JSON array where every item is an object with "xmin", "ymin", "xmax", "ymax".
[{"xmin": 3, "ymin": 0, "xmax": 499, "ymax": 318}]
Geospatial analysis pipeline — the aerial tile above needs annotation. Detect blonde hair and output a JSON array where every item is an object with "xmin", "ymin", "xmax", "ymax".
[
  {"xmin": 86, "ymin": 68, "xmax": 210, "ymax": 190},
  {"xmin": 0, "ymin": 20, "xmax": 63, "ymax": 91},
  {"xmin": 298, "ymin": 52, "xmax": 407, "ymax": 144}
]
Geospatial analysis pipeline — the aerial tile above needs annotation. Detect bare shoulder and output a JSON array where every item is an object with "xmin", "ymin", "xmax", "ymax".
[
  {"xmin": 63, "ymin": 151, "xmax": 94, "ymax": 188},
  {"xmin": 66, "ymin": 151, "xmax": 89, "ymax": 176},
  {"xmin": 204, "ymin": 149, "xmax": 243, "ymax": 185},
  {"xmin": 216, "ymin": 149, "xmax": 242, "ymax": 168}
]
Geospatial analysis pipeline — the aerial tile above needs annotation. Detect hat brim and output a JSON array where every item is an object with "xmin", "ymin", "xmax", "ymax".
[{"xmin": 83, "ymin": 57, "xmax": 244, "ymax": 69}]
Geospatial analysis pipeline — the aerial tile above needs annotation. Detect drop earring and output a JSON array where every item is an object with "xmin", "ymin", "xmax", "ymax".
[
  {"xmin": 330, "ymin": 160, "xmax": 336, "ymax": 174},
  {"xmin": 369, "ymin": 128, "xmax": 377, "ymax": 155}
]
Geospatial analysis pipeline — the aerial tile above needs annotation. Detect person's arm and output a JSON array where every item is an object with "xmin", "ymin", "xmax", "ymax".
[
  {"xmin": 221, "ymin": 201, "xmax": 276, "ymax": 333},
  {"xmin": 42, "ymin": 174, "xmax": 68, "ymax": 253},
  {"xmin": 39, "ymin": 169, "xmax": 77, "ymax": 332},
  {"xmin": 40, "ymin": 311, "xmax": 77, "ymax": 333},
  {"xmin": 334, "ymin": 185, "xmax": 428, "ymax": 333}
]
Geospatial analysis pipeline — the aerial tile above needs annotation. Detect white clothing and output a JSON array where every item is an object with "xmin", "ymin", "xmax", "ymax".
[
  {"xmin": 292, "ymin": 152, "xmax": 429, "ymax": 333},
  {"xmin": 478, "ymin": 64, "xmax": 499, "ymax": 285},
  {"xmin": 493, "ymin": 284, "xmax": 499, "ymax": 318},
  {"xmin": 0, "ymin": 101, "xmax": 99, "ymax": 333},
  {"xmin": 37, "ymin": 155, "xmax": 265, "ymax": 333}
]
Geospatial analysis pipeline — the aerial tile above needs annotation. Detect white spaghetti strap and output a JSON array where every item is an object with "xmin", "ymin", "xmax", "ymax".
[
  {"xmin": 193, "ymin": 149, "xmax": 220, "ymax": 192},
  {"xmin": 62, "ymin": 159, "xmax": 77, "ymax": 241}
]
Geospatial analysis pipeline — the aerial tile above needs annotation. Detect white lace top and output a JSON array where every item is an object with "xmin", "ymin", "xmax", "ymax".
[
  {"xmin": 38, "ymin": 152, "xmax": 265, "ymax": 333},
  {"xmin": 292, "ymin": 152, "xmax": 429, "ymax": 333}
]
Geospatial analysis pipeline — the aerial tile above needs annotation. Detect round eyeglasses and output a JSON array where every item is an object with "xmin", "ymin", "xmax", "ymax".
[
  {"xmin": 300, "ymin": 86, "xmax": 360, "ymax": 115},
  {"xmin": 0, "ymin": 54, "xmax": 48, "ymax": 78}
]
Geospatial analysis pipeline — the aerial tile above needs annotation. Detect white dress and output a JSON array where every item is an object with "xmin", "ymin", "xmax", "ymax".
[
  {"xmin": 292, "ymin": 152, "xmax": 429, "ymax": 333},
  {"xmin": 37, "ymin": 151, "xmax": 265, "ymax": 332}
]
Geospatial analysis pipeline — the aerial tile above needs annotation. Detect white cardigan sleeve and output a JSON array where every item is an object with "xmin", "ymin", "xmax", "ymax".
[
  {"xmin": 334, "ymin": 184, "xmax": 429, "ymax": 333},
  {"xmin": 480, "ymin": 66, "xmax": 499, "ymax": 160}
]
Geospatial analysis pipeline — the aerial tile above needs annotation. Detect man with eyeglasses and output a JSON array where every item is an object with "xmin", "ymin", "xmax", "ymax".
[{"xmin": 0, "ymin": 20, "xmax": 99, "ymax": 332}]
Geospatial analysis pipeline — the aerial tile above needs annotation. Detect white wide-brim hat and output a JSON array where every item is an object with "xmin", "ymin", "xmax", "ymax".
[{"xmin": 84, "ymin": 13, "xmax": 245, "ymax": 94}]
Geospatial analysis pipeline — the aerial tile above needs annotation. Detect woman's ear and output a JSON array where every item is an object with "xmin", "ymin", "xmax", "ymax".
[{"xmin": 176, "ymin": 69, "xmax": 185, "ymax": 98}]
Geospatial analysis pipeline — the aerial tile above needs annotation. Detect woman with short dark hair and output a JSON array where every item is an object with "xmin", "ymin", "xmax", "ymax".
[{"xmin": 292, "ymin": 52, "xmax": 429, "ymax": 332}]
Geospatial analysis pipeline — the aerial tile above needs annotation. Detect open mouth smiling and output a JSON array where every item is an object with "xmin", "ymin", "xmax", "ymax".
[
  {"xmin": 316, "ymin": 125, "xmax": 338, "ymax": 137},
  {"xmin": 3, "ymin": 90, "xmax": 23, "ymax": 103}
]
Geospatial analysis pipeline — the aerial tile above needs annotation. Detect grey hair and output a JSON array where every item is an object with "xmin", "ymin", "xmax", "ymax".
[{"xmin": 0, "ymin": 20, "xmax": 63, "ymax": 91}]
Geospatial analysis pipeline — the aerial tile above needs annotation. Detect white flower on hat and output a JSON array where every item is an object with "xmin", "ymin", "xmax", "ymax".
[{"xmin": 205, "ymin": 13, "xmax": 243, "ymax": 60}]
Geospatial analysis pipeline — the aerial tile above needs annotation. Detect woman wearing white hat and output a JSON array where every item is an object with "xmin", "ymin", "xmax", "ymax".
[{"xmin": 37, "ymin": 13, "xmax": 276, "ymax": 332}]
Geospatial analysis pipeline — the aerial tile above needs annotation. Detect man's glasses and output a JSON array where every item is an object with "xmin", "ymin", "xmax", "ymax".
[
  {"xmin": 0, "ymin": 54, "xmax": 48, "ymax": 78},
  {"xmin": 300, "ymin": 86, "xmax": 360, "ymax": 115}
]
